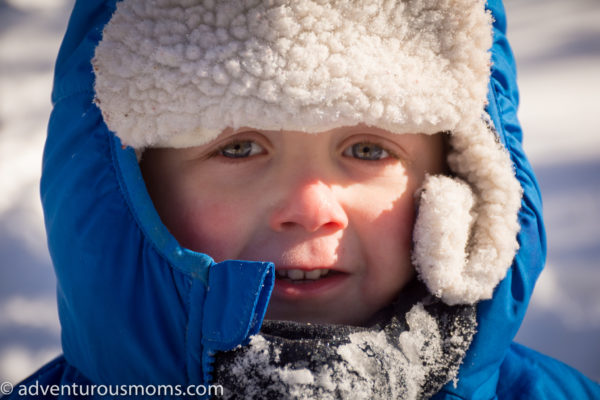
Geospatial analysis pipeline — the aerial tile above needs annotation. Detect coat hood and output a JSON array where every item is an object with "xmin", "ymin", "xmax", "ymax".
[{"xmin": 41, "ymin": 0, "xmax": 546, "ymax": 398}]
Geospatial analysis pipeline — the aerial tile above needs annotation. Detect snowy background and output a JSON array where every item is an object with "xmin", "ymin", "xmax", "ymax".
[{"xmin": 1, "ymin": 0, "xmax": 599, "ymax": 385}]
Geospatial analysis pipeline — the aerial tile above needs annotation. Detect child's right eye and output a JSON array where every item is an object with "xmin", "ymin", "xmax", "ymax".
[{"xmin": 219, "ymin": 141, "xmax": 264, "ymax": 158}]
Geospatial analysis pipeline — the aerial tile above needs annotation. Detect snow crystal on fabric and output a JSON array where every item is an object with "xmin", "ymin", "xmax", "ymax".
[
  {"xmin": 213, "ymin": 296, "xmax": 477, "ymax": 400},
  {"xmin": 334, "ymin": 304, "xmax": 442, "ymax": 399}
]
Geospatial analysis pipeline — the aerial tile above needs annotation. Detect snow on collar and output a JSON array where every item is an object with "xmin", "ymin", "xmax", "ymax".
[
  {"xmin": 92, "ymin": 0, "xmax": 522, "ymax": 305},
  {"xmin": 213, "ymin": 282, "xmax": 478, "ymax": 400}
]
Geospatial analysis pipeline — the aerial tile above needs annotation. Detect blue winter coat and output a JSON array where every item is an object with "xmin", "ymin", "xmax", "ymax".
[{"xmin": 8, "ymin": 0, "xmax": 600, "ymax": 399}]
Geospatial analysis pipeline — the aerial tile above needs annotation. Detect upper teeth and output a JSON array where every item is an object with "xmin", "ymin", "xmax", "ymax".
[{"xmin": 276, "ymin": 269, "xmax": 330, "ymax": 280}]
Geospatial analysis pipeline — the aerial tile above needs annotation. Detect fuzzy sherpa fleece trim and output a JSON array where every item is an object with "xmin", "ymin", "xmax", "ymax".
[
  {"xmin": 92, "ymin": 0, "xmax": 492, "ymax": 148},
  {"xmin": 413, "ymin": 120, "xmax": 522, "ymax": 305}
]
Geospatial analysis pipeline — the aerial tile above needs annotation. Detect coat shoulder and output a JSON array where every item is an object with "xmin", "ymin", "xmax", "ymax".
[{"xmin": 497, "ymin": 342, "xmax": 600, "ymax": 400}]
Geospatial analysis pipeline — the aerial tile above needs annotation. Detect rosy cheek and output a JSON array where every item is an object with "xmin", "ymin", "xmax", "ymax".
[
  {"xmin": 370, "ymin": 194, "xmax": 415, "ymax": 250},
  {"xmin": 175, "ymin": 199, "xmax": 249, "ymax": 261},
  {"xmin": 380, "ymin": 204, "xmax": 414, "ymax": 260},
  {"xmin": 359, "ymin": 190, "xmax": 416, "ymax": 301},
  {"xmin": 398, "ymin": 207, "xmax": 415, "ymax": 251}
]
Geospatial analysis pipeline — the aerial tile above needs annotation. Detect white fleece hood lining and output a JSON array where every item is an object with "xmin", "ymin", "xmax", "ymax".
[{"xmin": 93, "ymin": 0, "xmax": 522, "ymax": 305}]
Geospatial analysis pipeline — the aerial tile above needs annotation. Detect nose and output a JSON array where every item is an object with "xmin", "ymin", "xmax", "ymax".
[{"xmin": 269, "ymin": 179, "xmax": 349, "ymax": 233}]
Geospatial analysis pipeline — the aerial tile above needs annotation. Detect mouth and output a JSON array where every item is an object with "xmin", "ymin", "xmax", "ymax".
[
  {"xmin": 275, "ymin": 268, "xmax": 339, "ymax": 281},
  {"xmin": 273, "ymin": 267, "xmax": 349, "ymax": 299}
]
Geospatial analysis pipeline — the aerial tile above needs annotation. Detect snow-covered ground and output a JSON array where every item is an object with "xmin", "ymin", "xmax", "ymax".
[
  {"xmin": 0, "ymin": 0, "xmax": 72, "ymax": 384},
  {"xmin": 1, "ymin": 0, "xmax": 599, "ymax": 385},
  {"xmin": 504, "ymin": 0, "xmax": 600, "ymax": 381}
]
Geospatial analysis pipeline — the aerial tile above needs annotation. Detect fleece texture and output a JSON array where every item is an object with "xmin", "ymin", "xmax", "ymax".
[
  {"xmin": 92, "ymin": 0, "xmax": 522, "ymax": 305},
  {"xmin": 93, "ymin": 0, "xmax": 493, "ymax": 147},
  {"xmin": 413, "ymin": 121, "xmax": 522, "ymax": 304}
]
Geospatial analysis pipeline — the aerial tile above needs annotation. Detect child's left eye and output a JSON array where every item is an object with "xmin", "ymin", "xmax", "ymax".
[
  {"xmin": 343, "ymin": 142, "xmax": 390, "ymax": 161},
  {"xmin": 219, "ymin": 141, "xmax": 264, "ymax": 158}
]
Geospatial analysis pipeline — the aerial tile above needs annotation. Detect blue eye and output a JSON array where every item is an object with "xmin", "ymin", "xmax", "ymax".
[
  {"xmin": 344, "ymin": 142, "xmax": 390, "ymax": 161},
  {"xmin": 220, "ymin": 141, "xmax": 263, "ymax": 158}
]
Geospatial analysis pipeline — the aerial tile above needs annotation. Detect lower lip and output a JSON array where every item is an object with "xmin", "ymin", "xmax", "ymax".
[{"xmin": 272, "ymin": 272, "xmax": 349, "ymax": 300}]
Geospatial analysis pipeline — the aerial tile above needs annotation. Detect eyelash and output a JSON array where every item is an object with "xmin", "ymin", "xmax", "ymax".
[
  {"xmin": 209, "ymin": 138, "xmax": 399, "ymax": 163},
  {"xmin": 220, "ymin": 141, "xmax": 263, "ymax": 158},
  {"xmin": 342, "ymin": 141, "xmax": 397, "ymax": 162},
  {"xmin": 208, "ymin": 140, "xmax": 265, "ymax": 161}
]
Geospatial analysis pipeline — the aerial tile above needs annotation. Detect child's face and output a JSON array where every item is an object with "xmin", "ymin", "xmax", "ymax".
[{"xmin": 141, "ymin": 125, "xmax": 446, "ymax": 325}]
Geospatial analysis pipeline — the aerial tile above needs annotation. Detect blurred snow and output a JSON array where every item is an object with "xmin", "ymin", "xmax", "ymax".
[
  {"xmin": 0, "ymin": 0, "xmax": 598, "ymax": 385},
  {"xmin": 0, "ymin": 0, "xmax": 73, "ymax": 384},
  {"xmin": 506, "ymin": 0, "xmax": 600, "ymax": 164},
  {"xmin": 504, "ymin": 0, "xmax": 600, "ymax": 381}
]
